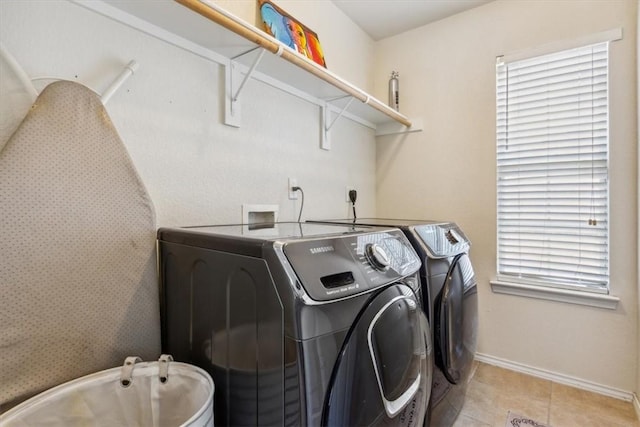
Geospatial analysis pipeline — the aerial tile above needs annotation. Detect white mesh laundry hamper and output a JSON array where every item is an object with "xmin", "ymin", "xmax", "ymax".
[{"xmin": 0, "ymin": 355, "xmax": 214, "ymax": 427}]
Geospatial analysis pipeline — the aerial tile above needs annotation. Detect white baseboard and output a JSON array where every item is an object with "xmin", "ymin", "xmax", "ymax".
[
  {"xmin": 475, "ymin": 352, "xmax": 634, "ymax": 402},
  {"xmin": 633, "ymin": 393, "xmax": 640, "ymax": 422}
]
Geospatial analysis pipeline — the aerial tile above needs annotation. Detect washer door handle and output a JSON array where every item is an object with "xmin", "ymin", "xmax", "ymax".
[
  {"xmin": 381, "ymin": 373, "xmax": 421, "ymax": 417},
  {"xmin": 367, "ymin": 295, "xmax": 422, "ymax": 417}
]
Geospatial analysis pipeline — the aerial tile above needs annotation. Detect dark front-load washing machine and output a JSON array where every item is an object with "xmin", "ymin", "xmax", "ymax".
[
  {"xmin": 157, "ymin": 222, "xmax": 433, "ymax": 426},
  {"xmin": 309, "ymin": 219, "xmax": 478, "ymax": 426}
]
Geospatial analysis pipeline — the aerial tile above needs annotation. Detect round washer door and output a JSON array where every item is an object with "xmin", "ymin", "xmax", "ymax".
[{"xmin": 322, "ymin": 284, "xmax": 430, "ymax": 427}]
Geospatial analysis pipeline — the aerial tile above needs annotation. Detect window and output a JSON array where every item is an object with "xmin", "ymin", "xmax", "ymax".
[{"xmin": 496, "ymin": 41, "xmax": 610, "ymax": 294}]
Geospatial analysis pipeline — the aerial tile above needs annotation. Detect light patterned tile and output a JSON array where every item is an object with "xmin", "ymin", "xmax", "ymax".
[
  {"xmin": 550, "ymin": 383, "xmax": 639, "ymax": 427},
  {"xmin": 460, "ymin": 379, "xmax": 500, "ymax": 425},
  {"xmin": 460, "ymin": 377, "xmax": 549, "ymax": 427},
  {"xmin": 550, "ymin": 402, "xmax": 639, "ymax": 427},
  {"xmin": 459, "ymin": 363, "xmax": 640, "ymax": 427},
  {"xmin": 472, "ymin": 363, "xmax": 552, "ymax": 402},
  {"xmin": 451, "ymin": 413, "xmax": 491, "ymax": 427},
  {"xmin": 467, "ymin": 359, "xmax": 480, "ymax": 384},
  {"xmin": 498, "ymin": 392, "xmax": 549, "ymax": 426}
]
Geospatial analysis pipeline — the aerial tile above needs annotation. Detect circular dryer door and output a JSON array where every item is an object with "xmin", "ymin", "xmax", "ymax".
[
  {"xmin": 436, "ymin": 253, "xmax": 478, "ymax": 385},
  {"xmin": 322, "ymin": 284, "xmax": 430, "ymax": 427}
]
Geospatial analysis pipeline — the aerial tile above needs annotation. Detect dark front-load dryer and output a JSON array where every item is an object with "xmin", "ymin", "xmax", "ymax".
[
  {"xmin": 158, "ymin": 222, "xmax": 433, "ymax": 426},
  {"xmin": 309, "ymin": 219, "xmax": 478, "ymax": 426}
]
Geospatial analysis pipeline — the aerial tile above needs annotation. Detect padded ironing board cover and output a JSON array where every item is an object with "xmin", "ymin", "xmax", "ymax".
[{"xmin": 0, "ymin": 81, "xmax": 160, "ymax": 410}]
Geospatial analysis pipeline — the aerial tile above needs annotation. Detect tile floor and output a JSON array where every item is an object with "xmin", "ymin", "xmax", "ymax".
[{"xmin": 451, "ymin": 361, "xmax": 639, "ymax": 427}]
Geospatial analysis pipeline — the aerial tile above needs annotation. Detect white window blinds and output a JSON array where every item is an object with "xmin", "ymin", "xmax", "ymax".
[{"xmin": 496, "ymin": 42, "xmax": 609, "ymax": 293}]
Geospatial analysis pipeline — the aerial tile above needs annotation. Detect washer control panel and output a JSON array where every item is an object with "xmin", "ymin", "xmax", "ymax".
[
  {"xmin": 415, "ymin": 222, "xmax": 470, "ymax": 259},
  {"xmin": 365, "ymin": 243, "xmax": 390, "ymax": 271},
  {"xmin": 283, "ymin": 229, "xmax": 421, "ymax": 302}
]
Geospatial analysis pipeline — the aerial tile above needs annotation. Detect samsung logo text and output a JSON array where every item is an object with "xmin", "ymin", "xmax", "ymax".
[{"xmin": 310, "ymin": 246, "xmax": 335, "ymax": 254}]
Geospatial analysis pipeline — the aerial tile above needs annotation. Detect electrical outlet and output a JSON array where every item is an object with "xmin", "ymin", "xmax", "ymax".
[
  {"xmin": 289, "ymin": 178, "xmax": 298, "ymax": 200},
  {"xmin": 345, "ymin": 186, "xmax": 355, "ymax": 202}
]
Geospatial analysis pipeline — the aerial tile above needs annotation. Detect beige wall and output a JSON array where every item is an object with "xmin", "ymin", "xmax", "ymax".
[
  {"xmin": 375, "ymin": 0, "xmax": 638, "ymax": 393},
  {"xmin": 637, "ymin": 0, "xmax": 640, "ymax": 409},
  {"xmin": 0, "ymin": 0, "xmax": 376, "ymax": 227}
]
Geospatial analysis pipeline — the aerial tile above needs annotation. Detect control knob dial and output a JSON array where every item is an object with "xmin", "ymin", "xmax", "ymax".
[{"xmin": 365, "ymin": 243, "xmax": 390, "ymax": 271}]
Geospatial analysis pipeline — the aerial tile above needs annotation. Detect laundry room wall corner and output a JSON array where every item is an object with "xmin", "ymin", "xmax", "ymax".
[
  {"xmin": 636, "ymin": 0, "xmax": 640, "ymax": 418},
  {"xmin": 374, "ymin": 0, "xmax": 638, "ymax": 395}
]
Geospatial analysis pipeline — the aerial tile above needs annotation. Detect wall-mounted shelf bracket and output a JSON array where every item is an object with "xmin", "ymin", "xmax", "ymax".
[
  {"xmin": 79, "ymin": 0, "xmax": 416, "ymax": 142},
  {"xmin": 224, "ymin": 47, "xmax": 265, "ymax": 128},
  {"xmin": 321, "ymin": 96, "xmax": 355, "ymax": 151},
  {"xmin": 224, "ymin": 63, "xmax": 241, "ymax": 127},
  {"xmin": 231, "ymin": 47, "xmax": 265, "ymax": 102},
  {"xmin": 326, "ymin": 96, "xmax": 354, "ymax": 132}
]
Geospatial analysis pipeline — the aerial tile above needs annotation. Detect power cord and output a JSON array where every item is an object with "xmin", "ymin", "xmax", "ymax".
[
  {"xmin": 349, "ymin": 189, "xmax": 357, "ymax": 223},
  {"xmin": 292, "ymin": 186, "xmax": 304, "ymax": 222}
]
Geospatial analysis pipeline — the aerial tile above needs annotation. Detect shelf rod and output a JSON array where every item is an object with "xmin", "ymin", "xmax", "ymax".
[
  {"xmin": 232, "ymin": 48, "xmax": 265, "ymax": 102},
  {"xmin": 175, "ymin": 0, "xmax": 412, "ymax": 127},
  {"xmin": 326, "ymin": 96, "xmax": 354, "ymax": 132}
]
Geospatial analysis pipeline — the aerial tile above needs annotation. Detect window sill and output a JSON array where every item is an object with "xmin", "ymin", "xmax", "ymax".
[{"xmin": 489, "ymin": 280, "xmax": 619, "ymax": 310}]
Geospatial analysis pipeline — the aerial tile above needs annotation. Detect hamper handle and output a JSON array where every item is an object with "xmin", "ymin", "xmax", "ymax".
[
  {"xmin": 120, "ymin": 356, "xmax": 142, "ymax": 387},
  {"xmin": 158, "ymin": 354, "xmax": 174, "ymax": 383}
]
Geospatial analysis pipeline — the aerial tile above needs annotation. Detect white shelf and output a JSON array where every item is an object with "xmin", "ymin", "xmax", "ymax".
[{"xmin": 80, "ymin": 0, "xmax": 414, "ymax": 137}]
